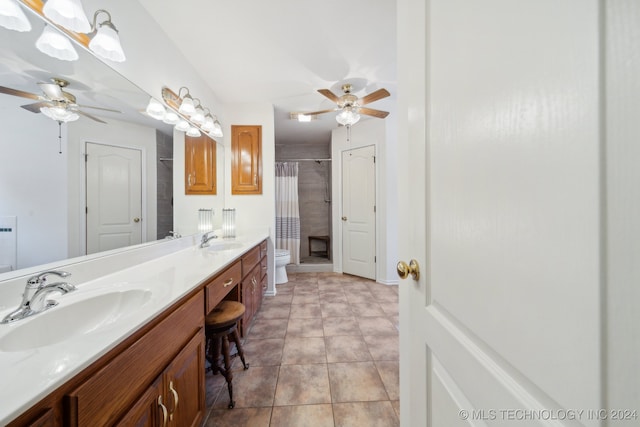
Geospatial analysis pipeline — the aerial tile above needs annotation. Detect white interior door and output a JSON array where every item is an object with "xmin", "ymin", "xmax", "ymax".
[
  {"xmin": 342, "ymin": 145, "xmax": 376, "ymax": 280},
  {"xmin": 398, "ymin": 0, "xmax": 603, "ymax": 425},
  {"xmin": 86, "ymin": 142, "xmax": 142, "ymax": 254}
]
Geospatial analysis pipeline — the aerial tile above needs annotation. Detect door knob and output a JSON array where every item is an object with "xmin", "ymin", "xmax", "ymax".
[
  {"xmin": 341, "ymin": 216, "xmax": 347, "ymax": 221},
  {"xmin": 133, "ymin": 217, "xmax": 140, "ymax": 223},
  {"xmin": 397, "ymin": 259, "xmax": 420, "ymax": 280}
]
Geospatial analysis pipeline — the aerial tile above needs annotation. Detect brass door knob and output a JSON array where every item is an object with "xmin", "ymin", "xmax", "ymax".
[
  {"xmin": 397, "ymin": 259, "xmax": 420, "ymax": 280},
  {"xmin": 133, "ymin": 217, "xmax": 140, "ymax": 223}
]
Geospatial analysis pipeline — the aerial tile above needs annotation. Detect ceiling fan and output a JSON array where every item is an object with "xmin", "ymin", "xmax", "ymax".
[
  {"xmin": 298, "ymin": 83, "xmax": 390, "ymax": 126},
  {"xmin": 0, "ymin": 78, "xmax": 120, "ymax": 123}
]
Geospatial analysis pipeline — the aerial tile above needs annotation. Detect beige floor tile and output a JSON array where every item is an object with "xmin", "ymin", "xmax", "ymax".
[
  {"xmin": 265, "ymin": 293, "xmax": 294, "ymax": 304},
  {"xmin": 319, "ymin": 292, "xmax": 348, "ymax": 304},
  {"xmin": 325, "ymin": 335, "xmax": 372, "ymax": 363},
  {"xmin": 376, "ymin": 360, "xmax": 399, "ymax": 400},
  {"xmin": 282, "ymin": 337, "xmax": 327, "ymax": 364},
  {"xmin": 322, "ymin": 317, "xmax": 361, "ymax": 336},
  {"xmin": 242, "ymin": 338, "xmax": 284, "ymax": 366},
  {"xmin": 346, "ymin": 292, "xmax": 376, "ymax": 304},
  {"xmin": 270, "ymin": 404, "xmax": 334, "ymax": 427},
  {"xmin": 248, "ymin": 318, "xmax": 289, "ymax": 339},
  {"xmin": 392, "ymin": 400, "xmax": 400, "ymax": 419},
  {"xmin": 204, "ymin": 407, "xmax": 272, "ymax": 427},
  {"xmin": 286, "ymin": 318, "xmax": 324, "ymax": 337},
  {"xmin": 292, "ymin": 293, "xmax": 320, "ymax": 304},
  {"xmin": 350, "ymin": 302, "xmax": 386, "ymax": 317},
  {"xmin": 289, "ymin": 303, "xmax": 322, "ymax": 318},
  {"xmin": 364, "ymin": 334, "xmax": 399, "ymax": 361},
  {"xmin": 371, "ymin": 290, "xmax": 399, "ymax": 303},
  {"xmin": 333, "ymin": 401, "xmax": 399, "ymax": 427},
  {"xmin": 274, "ymin": 364, "xmax": 331, "ymax": 405},
  {"xmin": 327, "ymin": 362, "xmax": 388, "ymax": 402},
  {"xmin": 212, "ymin": 366, "xmax": 279, "ymax": 409},
  {"xmin": 357, "ymin": 316, "xmax": 398, "ymax": 336},
  {"xmin": 255, "ymin": 304, "xmax": 291, "ymax": 319},
  {"xmin": 321, "ymin": 302, "xmax": 352, "ymax": 318},
  {"xmin": 377, "ymin": 301, "xmax": 399, "ymax": 316}
]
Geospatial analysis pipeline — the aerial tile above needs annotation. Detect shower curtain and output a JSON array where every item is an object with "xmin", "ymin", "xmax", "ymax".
[{"xmin": 275, "ymin": 162, "xmax": 300, "ymax": 264}]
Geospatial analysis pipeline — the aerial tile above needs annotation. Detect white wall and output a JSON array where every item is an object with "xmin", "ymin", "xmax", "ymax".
[
  {"xmin": 331, "ymin": 118, "xmax": 398, "ymax": 285},
  {"xmin": 0, "ymin": 105, "xmax": 67, "ymax": 269},
  {"xmin": 66, "ymin": 117, "xmax": 157, "ymax": 257}
]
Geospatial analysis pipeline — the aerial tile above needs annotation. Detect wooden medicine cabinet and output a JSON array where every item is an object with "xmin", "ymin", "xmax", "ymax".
[{"xmin": 231, "ymin": 125, "xmax": 262, "ymax": 195}]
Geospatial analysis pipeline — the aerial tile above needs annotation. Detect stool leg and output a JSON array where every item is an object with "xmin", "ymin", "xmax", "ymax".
[
  {"xmin": 206, "ymin": 336, "xmax": 222, "ymax": 375},
  {"xmin": 221, "ymin": 335, "xmax": 235, "ymax": 409},
  {"xmin": 229, "ymin": 327, "xmax": 249, "ymax": 370}
]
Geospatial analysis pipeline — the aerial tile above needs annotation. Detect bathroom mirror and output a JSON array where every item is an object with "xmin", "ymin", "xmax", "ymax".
[{"xmin": 0, "ymin": 12, "xmax": 224, "ymax": 275}]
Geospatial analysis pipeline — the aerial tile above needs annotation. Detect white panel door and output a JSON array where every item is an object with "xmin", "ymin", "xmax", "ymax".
[
  {"xmin": 342, "ymin": 145, "xmax": 376, "ymax": 280},
  {"xmin": 398, "ymin": 0, "xmax": 603, "ymax": 426},
  {"xmin": 86, "ymin": 142, "xmax": 142, "ymax": 254}
]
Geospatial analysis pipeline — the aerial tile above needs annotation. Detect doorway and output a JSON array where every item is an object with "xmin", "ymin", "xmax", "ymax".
[
  {"xmin": 85, "ymin": 142, "xmax": 143, "ymax": 254},
  {"xmin": 341, "ymin": 145, "xmax": 376, "ymax": 280}
]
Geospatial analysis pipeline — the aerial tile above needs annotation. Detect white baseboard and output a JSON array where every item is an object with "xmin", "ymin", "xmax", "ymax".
[{"xmin": 286, "ymin": 263, "xmax": 334, "ymax": 273}]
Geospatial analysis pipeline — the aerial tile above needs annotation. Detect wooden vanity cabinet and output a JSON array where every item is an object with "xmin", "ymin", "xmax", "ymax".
[
  {"xmin": 239, "ymin": 240, "xmax": 268, "ymax": 335},
  {"xmin": 185, "ymin": 134, "xmax": 217, "ymax": 195},
  {"xmin": 231, "ymin": 125, "xmax": 262, "ymax": 194}
]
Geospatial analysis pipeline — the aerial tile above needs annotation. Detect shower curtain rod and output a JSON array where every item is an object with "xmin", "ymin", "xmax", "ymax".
[{"xmin": 277, "ymin": 159, "xmax": 332, "ymax": 162}]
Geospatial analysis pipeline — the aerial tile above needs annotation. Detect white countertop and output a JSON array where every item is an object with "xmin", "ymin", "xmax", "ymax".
[{"xmin": 0, "ymin": 232, "xmax": 268, "ymax": 425}]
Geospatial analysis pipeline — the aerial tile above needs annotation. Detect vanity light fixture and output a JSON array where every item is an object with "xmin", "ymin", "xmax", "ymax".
[
  {"xmin": 35, "ymin": 24, "xmax": 78, "ymax": 61},
  {"xmin": 145, "ymin": 97, "xmax": 166, "ymax": 120},
  {"xmin": 211, "ymin": 117, "xmax": 223, "ymax": 138},
  {"xmin": 190, "ymin": 99, "xmax": 205, "ymax": 125},
  {"xmin": 186, "ymin": 126, "xmax": 201, "ymax": 137},
  {"xmin": 88, "ymin": 9, "xmax": 125, "ymax": 63},
  {"xmin": 42, "ymin": 0, "xmax": 91, "ymax": 34},
  {"xmin": 177, "ymin": 87, "xmax": 196, "ymax": 116},
  {"xmin": 201, "ymin": 109, "xmax": 215, "ymax": 133},
  {"xmin": 0, "ymin": 0, "xmax": 31, "ymax": 32},
  {"xmin": 162, "ymin": 110, "xmax": 180, "ymax": 125},
  {"xmin": 175, "ymin": 119, "xmax": 190, "ymax": 132}
]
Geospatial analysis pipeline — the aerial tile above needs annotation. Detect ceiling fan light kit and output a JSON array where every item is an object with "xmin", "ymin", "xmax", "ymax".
[
  {"xmin": 40, "ymin": 104, "xmax": 79, "ymax": 122},
  {"xmin": 296, "ymin": 83, "xmax": 390, "ymax": 128},
  {"xmin": 0, "ymin": 0, "xmax": 31, "ymax": 32}
]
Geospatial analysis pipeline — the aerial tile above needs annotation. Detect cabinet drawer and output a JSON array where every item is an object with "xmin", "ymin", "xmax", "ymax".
[
  {"xmin": 206, "ymin": 261, "xmax": 241, "ymax": 313},
  {"xmin": 66, "ymin": 291, "xmax": 204, "ymax": 427},
  {"xmin": 259, "ymin": 240, "xmax": 267, "ymax": 259},
  {"xmin": 241, "ymin": 246, "xmax": 261, "ymax": 277}
]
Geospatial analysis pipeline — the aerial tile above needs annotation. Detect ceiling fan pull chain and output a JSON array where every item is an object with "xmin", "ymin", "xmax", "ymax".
[{"xmin": 57, "ymin": 120, "xmax": 62, "ymax": 154}]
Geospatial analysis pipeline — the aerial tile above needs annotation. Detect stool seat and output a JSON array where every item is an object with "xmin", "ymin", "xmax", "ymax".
[
  {"xmin": 205, "ymin": 300, "xmax": 249, "ymax": 409},
  {"xmin": 206, "ymin": 300, "xmax": 245, "ymax": 329}
]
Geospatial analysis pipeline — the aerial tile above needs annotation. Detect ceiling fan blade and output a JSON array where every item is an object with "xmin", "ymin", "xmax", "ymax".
[
  {"xmin": 38, "ymin": 82, "xmax": 65, "ymax": 101},
  {"xmin": 299, "ymin": 108, "xmax": 337, "ymax": 116},
  {"xmin": 77, "ymin": 110, "xmax": 107, "ymax": 124},
  {"xmin": 77, "ymin": 104, "xmax": 122, "ymax": 113},
  {"xmin": 317, "ymin": 89, "xmax": 340, "ymax": 103},
  {"xmin": 0, "ymin": 86, "xmax": 41, "ymax": 100},
  {"xmin": 359, "ymin": 107, "xmax": 389, "ymax": 118},
  {"xmin": 20, "ymin": 101, "xmax": 52, "ymax": 113},
  {"xmin": 358, "ymin": 88, "xmax": 390, "ymax": 105}
]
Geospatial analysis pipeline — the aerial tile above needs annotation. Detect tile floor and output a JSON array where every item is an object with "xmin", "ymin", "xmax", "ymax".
[{"xmin": 201, "ymin": 272, "xmax": 400, "ymax": 427}]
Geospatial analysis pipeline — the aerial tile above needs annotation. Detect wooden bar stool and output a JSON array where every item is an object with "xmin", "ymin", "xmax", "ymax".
[{"xmin": 205, "ymin": 300, "xmax": 249, "ymax": 409}]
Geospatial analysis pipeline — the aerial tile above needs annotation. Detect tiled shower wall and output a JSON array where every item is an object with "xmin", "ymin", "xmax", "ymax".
[
  {"xmin": 156, "ymin": 130, "xmax": 174, "ymax": 239},
  {"xmin": 275, "ymin": 142, "xmax": 332, "ymax": 260}
]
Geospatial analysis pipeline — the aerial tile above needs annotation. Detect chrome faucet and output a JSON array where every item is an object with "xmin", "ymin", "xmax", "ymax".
[
  {"xmin": 200, "ymin": 231, "xmax": 218, "ymax": 248},
  {"xmin": 1, "ymin": 270, "xmax": 76, "ymax": 324}
]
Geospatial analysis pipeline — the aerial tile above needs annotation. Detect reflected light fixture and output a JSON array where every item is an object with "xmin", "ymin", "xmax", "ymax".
[
  {"xmin": 211, "ymin": 117, "xmax": 223, "ymax": 138},
  {"xmin": 36, "ymin": 24, "xmax": 78, "ymax": 61},
  {"xmin": 177, "ymin": 87, "xmax": 196, "ymax": 116},
  {"xmin": 145, "ymin": 97, "xmax": 166, "ymax": 120},
  {"xmin": 336, "ymin": 106, "xmax": 360, "ymax": 126},
  {"xmin": 42, "ymin": 0, "xmax": 91, "ymax": 33},
  {"xmin": 88, "ymin": 9, "xmax": 125, "ymax": 63},
  {"xmin": 190, "ymin": 100, "xmax": 205, "ymax": 125},
  {"xmin": 297, "ymin": 114, "xmax": 311, "ymax": 123},
  {"xmin": 175, "ymin": 119, "xmax": 190, "ymax": 132},
  {"xmin": 162, "ymin": 110, "xmax": 179, "ymax": 125},
  {"xmin": 40, "ymin": 103, "xmax": 79, "ymax": 122},
  {"xmin": 186, "ymin": 126, "xmax": 201, "ymax": 137},
  {"xmin": 0, "ymin": 0, "xmax": 31, "ymax": 32},
  {"xmin": 201, "ymin": 109, "xmax": 215, "ymax": 133}
]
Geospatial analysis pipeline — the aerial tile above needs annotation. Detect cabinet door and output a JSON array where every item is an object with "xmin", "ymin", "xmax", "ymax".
[
  {"xmin": 116, "ymin": 377, "xmax": 163, "ymax": 427},
  {"xmin": 185, "ymin": 134, "xmax": 217, "ymax": 195},
  {"xmin": 231, "ymin": 125, "xmax": 262, "ymax": 194},
  {"xmin": 240, "ymin": 277, "xmax": 254, "ymax": 336},
  {"xmin": 165, "ymin": 329, "xmax": 206, "ymax": 427}
]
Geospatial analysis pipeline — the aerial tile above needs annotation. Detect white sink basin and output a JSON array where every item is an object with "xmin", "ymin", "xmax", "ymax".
[
  {"xmin": 206, "ymin": 241, "xmax": 243, "ymax": 251},
  {"xmin": 0, "ymin": 289, "xmax": 151, "ymax": 352}
]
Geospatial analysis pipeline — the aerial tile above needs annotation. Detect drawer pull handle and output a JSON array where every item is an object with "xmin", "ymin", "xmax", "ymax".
[
  {"xmin": 158, "ymin": 395, "xmax": 168, "ymax": 427},
  {"xmin": 224, "ymin": 278, "xmax": 233, "ymax": 287},
  {"xmin": 169, "ymin": 380, "xmax": 179, "ymax": 420}
]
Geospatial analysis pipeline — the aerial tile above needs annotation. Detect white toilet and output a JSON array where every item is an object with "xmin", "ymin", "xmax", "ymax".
[{"xmin": 275, "ymin": 249, "xmax": 291, "ymax": 284}]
